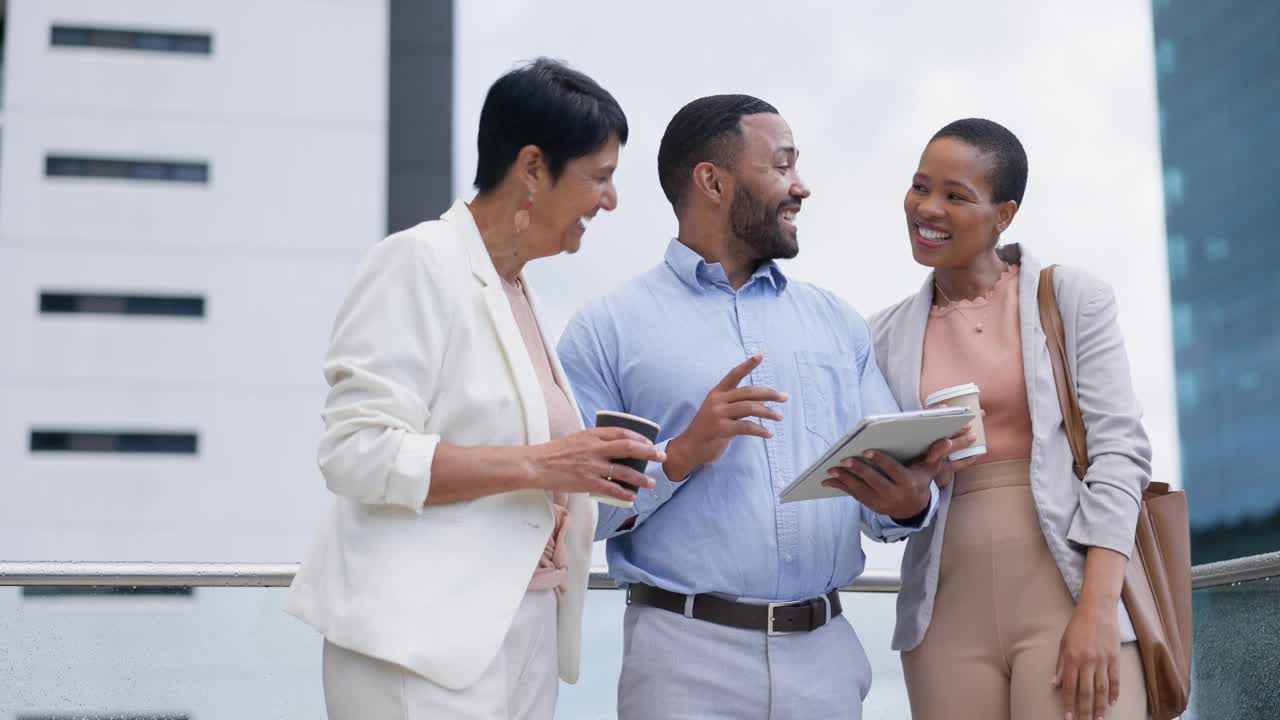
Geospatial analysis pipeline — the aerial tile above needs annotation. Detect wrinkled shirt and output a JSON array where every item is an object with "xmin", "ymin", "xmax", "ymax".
[{"xmin": 557, "ymin": 239, "xmax": 936, "ymax": 602}]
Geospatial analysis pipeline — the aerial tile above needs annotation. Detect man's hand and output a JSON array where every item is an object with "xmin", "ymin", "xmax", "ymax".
[
  {"xmin": 663, "ymin": 354, "xmax": 788, "ymax": 482},
  {"xmin": 819, "ymin": 432, "xmax": 972, "ymax": 520}
]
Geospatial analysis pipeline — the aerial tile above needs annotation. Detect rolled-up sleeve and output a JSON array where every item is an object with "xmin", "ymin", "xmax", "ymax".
[
  {"xmin": 597, "ymin": 438, "xmax": 687, "ymax": 538},
  {"xmin": 1064, "ymin": 280, "xmax": 1150, "ymax": 557},
  {"xmin": 316, "ymin": 234, "xmax": 450, "ymax": 513}
]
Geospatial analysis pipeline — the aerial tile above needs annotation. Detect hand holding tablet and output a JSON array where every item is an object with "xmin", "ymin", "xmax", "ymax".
[{"xmin": 780, "ymin": 408, "xmax": 976, "ymax": 505}]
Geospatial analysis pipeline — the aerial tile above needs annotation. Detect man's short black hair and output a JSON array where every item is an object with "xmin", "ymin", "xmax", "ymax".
[
  {"xmin": 931, "ymin": 118, "xmax": 1028, "ymax": 207},
  {"xmin": 473, "ymin": 58, "xmax": 628, "ymax": 193},
  {"xmin": 657, "ymin": 94, "xmax": 779, "ymax": 212}
]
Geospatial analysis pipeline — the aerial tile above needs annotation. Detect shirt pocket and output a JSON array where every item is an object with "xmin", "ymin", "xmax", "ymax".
[{"xmin": 794, "ymin": 350, "xmax": 860, "ymax": 447}]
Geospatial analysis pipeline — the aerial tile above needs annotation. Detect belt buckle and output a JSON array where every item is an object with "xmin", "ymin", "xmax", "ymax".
[{"xmin": 766, "ymin": 600, "xmax": 801, "ymax": 636}]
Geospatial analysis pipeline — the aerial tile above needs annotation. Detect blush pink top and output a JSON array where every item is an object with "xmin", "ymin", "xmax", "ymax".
[
  {"xmin": 920, "ymin": 264, "xmax": 1033, "ymax": 464},
  {"xmin": 502, "ymin": 276, "xmax": 578, "ymax": 596}
]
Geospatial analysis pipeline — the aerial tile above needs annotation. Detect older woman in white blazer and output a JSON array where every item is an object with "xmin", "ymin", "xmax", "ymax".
[
  {"xmin": 286, "ymin": 59, "xmax": 664, "ymax": 720},
  {"xmin": 856, "ymin": 120, "xmax": 1153, "ymax": 720}
]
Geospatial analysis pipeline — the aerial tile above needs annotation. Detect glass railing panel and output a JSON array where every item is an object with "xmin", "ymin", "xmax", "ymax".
[
  {"xmin": 842, "ymin": 590, "xmax": 910, "ymax": 720},
  {"xmin": 6, "ymin": 555, "xmax": 1280, "ymax": 718},
  {"xmin": 0, "ymin": 586, "xmax": 322, "ymax": 718},
  {"xmin": 0, "ymin": 582, "xmax": 906, "ymax": 719},
  {"xmin": 1183, "ymin": 574, "xmax": 1280, "ymax": 719}
]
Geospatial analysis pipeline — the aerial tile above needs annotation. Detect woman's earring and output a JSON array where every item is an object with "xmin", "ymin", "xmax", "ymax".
[{"xmin": 513, "ymin": 195, "xmax": 533, "ymax": 234}]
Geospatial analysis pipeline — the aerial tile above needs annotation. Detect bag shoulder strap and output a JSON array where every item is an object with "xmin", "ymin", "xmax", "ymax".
[{"xmin": 1037, "ymin": 265, "xmax": 1089, "ymax": 480}]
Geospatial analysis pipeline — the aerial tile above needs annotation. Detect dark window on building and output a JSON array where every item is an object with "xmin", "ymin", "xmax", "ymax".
[
  {"xmin": 29, "ymin": 431, "xmax": 199, "ymax": 455},
  {"xmin": 50, "ymin": 24, "xmax": 211, "ymax": 55},
  {"xmin": 40, "ymin": 292, "xmax": 205, "ymax": 318},
  {"xmin": 45, "ymin": 155, "xmax": 209, "ymax": 184},
  {"xmin": 22, "ymin": 586, "xmax": 194, "ymax": 598}
]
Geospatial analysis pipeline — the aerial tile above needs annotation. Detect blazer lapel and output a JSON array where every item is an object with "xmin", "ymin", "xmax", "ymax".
[
  {"xmin": 1014, "ymin": 247, "xmax": 1057, "ymax": 444},
  {"xmin": 445, "ymin": 201, "xmax": 549, "ymax": 446},
  {"xmin": 894, "ymin": 275, "xmax": 936, "ymax": 411},
  {"xmin": 481, "ymin": 288, "xmax": 550, "ymax": 444},
  {"xmin": 523, "ymin": 278, "xmax": 586, "ymax": 432}
]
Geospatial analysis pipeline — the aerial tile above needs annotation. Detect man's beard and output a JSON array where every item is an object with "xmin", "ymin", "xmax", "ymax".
[{"xmin": 730, "ymin": 184, "xmax": 799, "ymax": 261}]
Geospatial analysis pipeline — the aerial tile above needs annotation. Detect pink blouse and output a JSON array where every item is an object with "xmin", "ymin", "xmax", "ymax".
[
  {"xmin": 502, "ymin": 276, "xmax": 579, "ymax": 595},
  {"xmin": 920, "ymin": 264, "xmax": 1033, "ymax": 464}
]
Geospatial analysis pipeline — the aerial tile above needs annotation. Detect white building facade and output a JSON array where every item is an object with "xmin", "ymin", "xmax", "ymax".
[{"xmin": 0, "ymin": 1, "xmax": 451, "ymax": 716}]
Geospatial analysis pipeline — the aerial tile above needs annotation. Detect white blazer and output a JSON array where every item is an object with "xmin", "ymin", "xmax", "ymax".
[{"xmin": 286, "ymin": 199, "xmax": 597, "ymax": 690}]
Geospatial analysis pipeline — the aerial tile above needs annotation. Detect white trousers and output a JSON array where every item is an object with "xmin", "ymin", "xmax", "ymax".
[{"xmin": 322, "ymin": 590, "xmax": 559, "ymax": 720}]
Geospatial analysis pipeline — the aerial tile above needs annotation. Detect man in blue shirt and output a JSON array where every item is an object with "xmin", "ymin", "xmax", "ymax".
[{"xmin": 557, "ymin": 95, "xmax": 962, "ymax": 719}]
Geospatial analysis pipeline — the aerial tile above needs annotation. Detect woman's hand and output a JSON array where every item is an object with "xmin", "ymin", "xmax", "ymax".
[
  {"xmin": 1054, "ymin": 547, "xmax": 1128, "ymax": 720},
  {"xmin": 930, "ymin": 421, "xmax": 982, "ymax": 489},
  {"xmin": 528, "ymin": 427, "xmax": 664, "ymax": 503}
]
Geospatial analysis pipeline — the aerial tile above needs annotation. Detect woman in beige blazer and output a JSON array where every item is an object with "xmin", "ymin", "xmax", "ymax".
[
  {"xmin": 286, "ymin": 59, "xmax": 664, "ymax": 720},
  {"xmin": 866, "ymin": 119, "xmax": 1153, "ymax": 720}
]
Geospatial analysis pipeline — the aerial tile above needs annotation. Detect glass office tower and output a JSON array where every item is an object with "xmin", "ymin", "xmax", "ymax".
[{"xmin": 1152, "ymin": 0, "xmax": 1280, "ymax": 563}]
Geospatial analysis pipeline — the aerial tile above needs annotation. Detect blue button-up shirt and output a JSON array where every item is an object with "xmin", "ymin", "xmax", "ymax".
[{"xmin": 557, "ymin": 239, "xmax": 937, "ymax": 602}]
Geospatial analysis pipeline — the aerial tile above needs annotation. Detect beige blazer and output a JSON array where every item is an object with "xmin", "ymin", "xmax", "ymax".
[
  {"xmin": 286, "ymin": 199, "xmax": 597, "ymax": 689},
  {"xmin": 869, "ymin": 244, "xmax": 1150, "ymax": 651}
]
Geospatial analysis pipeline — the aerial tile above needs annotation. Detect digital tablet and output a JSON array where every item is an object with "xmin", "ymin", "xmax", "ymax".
[{"xmin": 780, "ymin": 407, "xmax": 976, "ymax": 504}]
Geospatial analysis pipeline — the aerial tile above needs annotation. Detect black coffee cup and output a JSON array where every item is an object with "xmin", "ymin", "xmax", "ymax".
[{"xmin": 593, "ymin": 410, "xmax": 661, "ymax": 507}]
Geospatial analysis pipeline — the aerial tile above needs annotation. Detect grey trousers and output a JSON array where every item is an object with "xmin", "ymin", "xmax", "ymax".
[{"xmin": 618, "ymin": 600, "xmax": 872, "ymax": 720}]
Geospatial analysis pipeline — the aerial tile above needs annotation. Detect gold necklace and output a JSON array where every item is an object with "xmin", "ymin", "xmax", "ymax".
[{"xmin": 934, "ymin": 282, "xmax": 990, "ymax": 334}]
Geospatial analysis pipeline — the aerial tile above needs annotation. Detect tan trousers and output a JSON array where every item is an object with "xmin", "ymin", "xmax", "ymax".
[
  {"xmin": 321, "ymin": 590, "xmax": 559, "ymax": 720},
  {"xmin": 901, "ymin": 460, "xmax": 1147, "ymax": 720}
]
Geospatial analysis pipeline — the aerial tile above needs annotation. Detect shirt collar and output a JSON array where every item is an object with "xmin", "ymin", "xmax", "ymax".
[{"xmin": 663, "ymin": 238, "xmax": 788, "ymax": 295}]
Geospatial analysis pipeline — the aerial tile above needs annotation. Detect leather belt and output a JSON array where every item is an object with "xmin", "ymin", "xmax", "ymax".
[{"xmin": 627, "ymin": 583, "xmax": 842, "ymax": 636}]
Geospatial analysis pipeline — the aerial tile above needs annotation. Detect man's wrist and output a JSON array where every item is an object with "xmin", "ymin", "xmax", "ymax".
[
  {"xmin": 662, "ymin": 435, "xmax": 694, "ymax": 482},
  {"xmin": 890, "ymin": 496, "xmax": 931, "ymax": 527}
]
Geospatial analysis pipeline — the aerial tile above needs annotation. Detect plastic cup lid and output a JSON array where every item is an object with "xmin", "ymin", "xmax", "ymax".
[{"xmin": 925, "ymin": 383, "xmax": 980, "ymax": 407}]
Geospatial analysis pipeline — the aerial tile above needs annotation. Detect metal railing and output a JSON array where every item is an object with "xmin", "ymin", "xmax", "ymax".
[
  {"xmin": 0, "ymin": 550, "xmax": 1276, "ymax": 592},
  {"xmin": 0, "ymin": 561, "xmax": 901, "ymax": 592},
  {"xmin": 0, "ymin": 561, "xmax": 299, "ymax": 588},
  {"xmin": 1188, "ymin": 549, "xmax": 1280, "ymax": 590}
]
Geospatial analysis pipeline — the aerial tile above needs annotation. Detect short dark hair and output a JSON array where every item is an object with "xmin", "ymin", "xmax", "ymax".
[
  {"xmin": 473, "ymin": 58, "xmax": 628, "ymax": 193},
  {"xmin": 931, "ymin": 118, "xmax": 1028, "ymax": 207},
  {"xmin": 657, "ymin": 94, "xmax": 779, "ymax": 212}
]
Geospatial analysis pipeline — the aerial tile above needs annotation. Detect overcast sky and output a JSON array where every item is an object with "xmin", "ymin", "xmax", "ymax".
[{"xmin": 456, "ymin": 1, "xmax": 1177, "ymax": 571}]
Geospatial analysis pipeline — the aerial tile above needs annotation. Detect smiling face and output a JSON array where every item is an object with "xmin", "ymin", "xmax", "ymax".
[
  {"xmin": 728, "ymin": 113, "xmax": 811, "ymax": 261},
  {"xmin": 904, "ymin": 136, "xmax": 1017, "ymax": 269},
  {"xmin": 527, "ymin": 133, "xmax": 621, "ymax": 255}
]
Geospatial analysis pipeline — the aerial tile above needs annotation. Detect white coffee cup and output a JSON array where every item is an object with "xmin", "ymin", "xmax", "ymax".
[{"xmin": 924, "ymin": 383, "xmax": 987, "ymax": 461}]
